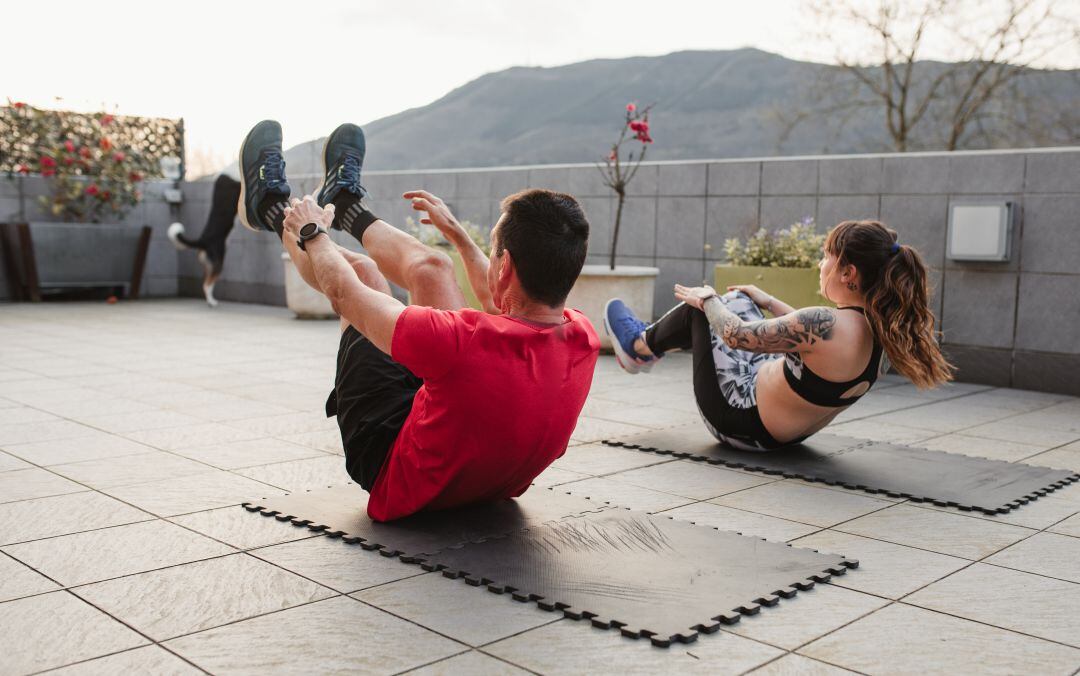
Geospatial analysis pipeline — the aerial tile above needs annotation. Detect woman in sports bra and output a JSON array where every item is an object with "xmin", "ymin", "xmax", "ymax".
[{"xmin": 603, "ymin": 220, "xmax": 955, "ymax": 451}]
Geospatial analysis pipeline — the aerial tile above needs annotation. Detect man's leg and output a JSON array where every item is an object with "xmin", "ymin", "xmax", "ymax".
[{"xmin": 315, "ymin": 123, "xmax": 466, "ymax": 311}]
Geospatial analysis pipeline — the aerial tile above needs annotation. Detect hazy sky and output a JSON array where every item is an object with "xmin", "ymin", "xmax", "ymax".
[{"xmin": 7, "ymin": 0, "xmax": 1077, "ymax": 174}]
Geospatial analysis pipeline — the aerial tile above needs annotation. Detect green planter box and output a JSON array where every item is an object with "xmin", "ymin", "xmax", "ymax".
[
  {"xmin": 407, "ymin": 247, "xmax": 484, "ymax": 311},
  {"xmin": 714, "ymin": 264, "xmax": 832, "ymax": 316}
]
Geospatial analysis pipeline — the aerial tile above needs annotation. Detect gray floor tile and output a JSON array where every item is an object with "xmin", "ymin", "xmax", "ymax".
[
  {"xmin": 569, "ymin": 416, "xmax": 651, "ymax": 444},
  {"xmin": 530, "ymin": 465, "xmax": 589, "ymax": 487},
  {"xmin": 225, "ymin": 412, "xmax": 338, "ymax": 437},
  {"xmin": 75, "ymin": 553, "xmax": 334, "ymax": 641},
  {"xmin": 558, "ymin": 476, "xmax": 694, "ymax": 512},
  {"xmin": 905, "ymin": 563, "xmax": 1080, "ymax": 647},
  {"xmin": 800, "ymin": 603, "xmax": 1080, "ymax": 674},
  {"xmin": 2, "ymin": 432, "xmax": 158, "ymax": 466},
  {"xmin": 0, "ymin": 419, "xmax": 101, "ymax": 446},
  {"xmin": 587, "ymin": 405, "xmax": 705, "ymax": 430},
  {"xmin": 49, "ymin": 452, "xmax": 215, "ymax": 489},
  {"xmin": 277, "ymin": 429, "xmax": 344, "ymax": 455},
  {"xmin": 251, "ymin": 536, "xmax": 421, "ymax": 593},
  {"xmin": 236, "ymin": 455, "xmax": 348, "ymax": 492},
  {"xmin": 0, "ymin": 467, "xmax": 87, "ymax": 503},
  {"xmin": 355, "ymin": 572, "xmax": 555, "ymax": 646},
  {"xmin": 822, "ymin": 420, "xmax": 938, "ymax": 445},
  {"xmin": 726, "ymin": 584, "xmax": 888, "ymax": 650},
  {"xmin": 405, "ymin": 650, "xmax": 529, "ymax": 675},
  {"xmin": 983, "ymin": 532, "xmax": 1080, "ymax": 583},
  {"xmin": 870, "ymin": 404, "xmax": 1009, "ymax": 433},
  {"xmin": 485, "ymin": 618, "xmax": 783, "ymax": 674},
  {"xmin": 960, "ymin": 421, "xmax": 1079, "ymax": 449},
  {"xmin": 169, "ymin": 505, "xmax": 316, "ymax": 550},
  {"xmin": 175, "ymin": 399, "xmax": 295, "ymax": 422},
  {"xmin": 101, "ymin": 470, "xmax": 285, "ymax": 517},
  {"xmin": 711, "ymin": 481, "xmax": 893, "ymax": 528},
  {"xmin": 166, "ymin": 596, "xmax": 462, "ymax": 675},
  {"xmin": 660, "ymin": 502, "xmax": 820, "ymax": 542},
  {"xmin": 749, "ymin": 653, "xmax": 859, "ymax": 675},
  {"xmin": 790, "ymin": 530, "xmax": 969, "ymax": 599},
  {"xmin": 48, "ymin": 646, "xmax": 202, "ymax": 675},
  {"xmin": 0, "ymin": 407, "xmax": 59, "ymax": 425},
  {"xmin": 0, "ymin": 551, "xmax": 60, "ymax": 602},
  {"xmin": 0, "ymin": 491, "xmax": 151, "ymax": 546},
  {"xmin": 171, "ymin": 437, "xmax": 327, "ymax": 470},
  {"xmin": 912, "ymin": 432, "xmax": 1047, "ymax": 463},
  {"xmin": 1049, "ymin": 512, "xmax": 1080, "ymax": 538},
  {"xmin": 608, "ymin": 458, "xmax": 775, "ymax": 500},
  {"xmin": 74, "ymin": 410, "xmax": 204, "ymax": 434},
  {"xmin": 3, "ymin": 520, "xmax": 233, "ymax": 586},
  {"xmin": 549, "ymin": 443, "xmax": 671, "ymax": 476},
  {"xmin": 126, "ymin": 422, "xmax": 263, "ymax": 451},
  {"xmin": 1024, "ymin": 446, "xmax": 1080, "ymax": 473},
  {"xmin": 1, "ymin": 591, "xmax": 148, "ymax": 674},
  {"xmin": 0, "ymin": 450, "xmax": 32, "ymax": 472},
  {"xmin": 836, "ymin": 503, "xmax": 1033, "ymax": 559}
]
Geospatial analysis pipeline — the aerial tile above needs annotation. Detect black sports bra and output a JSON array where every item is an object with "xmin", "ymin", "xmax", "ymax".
[{"xmin": 782, "ymin": 307, "xmax": 886, "ymax": 408}]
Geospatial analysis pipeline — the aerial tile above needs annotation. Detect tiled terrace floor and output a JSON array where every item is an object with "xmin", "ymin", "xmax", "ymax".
[{"xmin": 2, "ymin": 299, "xmax": 1079, "ymax": 675}]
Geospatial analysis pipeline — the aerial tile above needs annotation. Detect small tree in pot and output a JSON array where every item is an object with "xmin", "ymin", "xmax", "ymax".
[{"xmin": 596, "ymin": 102, "xmax": 653, "ymax": 270}]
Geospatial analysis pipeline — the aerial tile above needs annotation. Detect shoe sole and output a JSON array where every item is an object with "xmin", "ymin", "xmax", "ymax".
[
  {"xmin": 602, "ymin": 298, "xmax": 654, "ymax": 375},
  {"xmin": 236, "ymin": 124, "xmax": 264, "ymax": 233}
]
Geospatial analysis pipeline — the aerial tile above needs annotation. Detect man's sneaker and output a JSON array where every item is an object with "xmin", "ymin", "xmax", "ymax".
[
  {"xmin": 237, "ymin": 120, "xmax": 291, "ymax": 233},
  {"xmin": 316, "ymin": 123, "xmax": 367, "ymax": 226},
  {"xmin": 604, "ymin": 298, "xmax": 658, "ymax": 375}
]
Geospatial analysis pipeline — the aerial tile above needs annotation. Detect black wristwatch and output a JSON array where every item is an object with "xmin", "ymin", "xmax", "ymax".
[{"xmin": 296, "ymin": 222, "xmax": 328, "ymax": 251}]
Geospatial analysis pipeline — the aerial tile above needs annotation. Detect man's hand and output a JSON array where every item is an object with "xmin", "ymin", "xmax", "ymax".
[
  {"xmin": 283, "ymin": 195, "xmax": 335, "ymax": 238},
  {"xmin": 403, "ymin": 190, "xmax": 463, "ymax": 244},
  {"xmin": 674, "ymin": 284, "xmax": 718, "ymax": 311}
]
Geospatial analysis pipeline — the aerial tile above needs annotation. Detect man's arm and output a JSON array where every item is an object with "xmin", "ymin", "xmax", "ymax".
[{"xmin": 403, "ymin": 190, "xmax": 499, "ymax": 314}]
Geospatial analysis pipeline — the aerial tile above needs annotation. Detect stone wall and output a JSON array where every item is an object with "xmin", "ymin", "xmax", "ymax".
[{"xmin": 6, "ymin": 146, "xmax": 1080, "ymax": 394}]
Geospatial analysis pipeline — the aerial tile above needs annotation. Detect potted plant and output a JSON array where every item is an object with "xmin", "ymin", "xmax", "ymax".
[
  {"xmin": 715, "ymin": 217, "xmax": 832, "ymax": 315},
  {"xmin": 566, "ymin": 102, "xmax": 660, "ymax": 348},
  {"xmin": 1, "ymin": 101, "xmax": 164, "ymax": 300}
]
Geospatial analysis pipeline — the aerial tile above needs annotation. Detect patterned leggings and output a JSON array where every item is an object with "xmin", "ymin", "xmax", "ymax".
[{"xmin": 644, "ymin": 292, "xmax": 785, "ymax": 450}]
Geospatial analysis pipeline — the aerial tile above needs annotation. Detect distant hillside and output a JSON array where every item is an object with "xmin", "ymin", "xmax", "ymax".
[{"xmin": 229, "ymin": 48, "xmax": 1079, "ymax": 176}]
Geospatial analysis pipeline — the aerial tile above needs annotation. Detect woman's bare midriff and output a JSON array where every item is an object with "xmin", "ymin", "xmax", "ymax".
[{"xmin": 755, "ymin": 358, "xmax": 849, "ymax": 443}]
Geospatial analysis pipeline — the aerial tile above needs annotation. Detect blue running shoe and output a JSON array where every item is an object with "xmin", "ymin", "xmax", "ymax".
[
  {"xmin": 237, "ymin": 120, "xmax": 291, "ymax": 233},
  {"xmin": 316, "ymin": 123, "xmax": 367, "ymax": 226},
  {"xmin": 604, "ymin": 298, "xmax": 658, "ymax": 374}
]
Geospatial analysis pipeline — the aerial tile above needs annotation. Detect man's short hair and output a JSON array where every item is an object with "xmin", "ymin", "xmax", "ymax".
[{"xmin": 497, "ymin": 189, "xmax": 589, "ymax": 307}]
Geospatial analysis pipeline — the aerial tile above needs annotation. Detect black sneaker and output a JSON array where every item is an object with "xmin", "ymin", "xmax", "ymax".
[
  {"xmin": 237, "ymin": 120, "xmax": 291, "ymax": 233},
  {"xmin": 316, "ymin": 123, "xmax": 367, "ymax": 227}
]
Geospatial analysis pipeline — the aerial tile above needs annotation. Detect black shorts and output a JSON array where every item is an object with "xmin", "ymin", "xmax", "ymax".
[{"xmin": 325, "ymin": 326, "xmax": 421, "ymax": 490}]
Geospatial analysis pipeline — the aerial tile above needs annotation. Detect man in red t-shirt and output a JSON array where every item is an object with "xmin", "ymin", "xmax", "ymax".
[{"xmin": 238, "ymin": 121, "xmax": 598, "ymax": 521}]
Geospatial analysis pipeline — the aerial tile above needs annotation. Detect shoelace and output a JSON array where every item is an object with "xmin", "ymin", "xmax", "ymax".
[
  {"xmin": 260, "ymin": 150, "xmax": 286, "ymax": 189},
  {"xmin": 614, "ymin": 313, "xmax": 645, "ymax": 338},
  {"xmin": 337, "ymin": 153, "xmax": 365, "ymax": 195}
]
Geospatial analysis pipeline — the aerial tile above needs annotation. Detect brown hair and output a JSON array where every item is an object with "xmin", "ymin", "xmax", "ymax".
[{"xmin": 825, "ymin": 220, "xmax": 954, "ymax": 389}]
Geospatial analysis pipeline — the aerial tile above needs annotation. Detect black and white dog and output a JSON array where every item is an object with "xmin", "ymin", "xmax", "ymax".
[{"xmin": 167, "ymin": 173, "xmax": 242, "ymax": 307}]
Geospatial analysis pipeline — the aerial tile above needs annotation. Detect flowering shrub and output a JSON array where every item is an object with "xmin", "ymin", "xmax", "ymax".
[
  {"xmin": 2, "ymin": 101, "xmax": 159, "ymax": 222},
  {"xmin": 596, "ymin": 102, "xmax": 654, "ymax": 269},
  {"xmin": 724, "ymin": 217, "xmax": 826, "ymax": 268},
  {"xmin": 405, "ymin": 216, "xmax": 490, "ymax": 254}
]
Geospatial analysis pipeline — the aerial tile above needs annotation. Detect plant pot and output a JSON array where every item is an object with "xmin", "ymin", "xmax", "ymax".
[
  {"xmin": 566, "ymin": 264, "xmax": 660, "ymax": 350},
  {"xmin": 713, "ymin": 264, "xmax": 832, "ymax": 315},
  {"xmin": 282, "ymin": 253, "xmax": 337, "ymax": 319},
  {"xmin": 0, "ymin": 222, "xmax": 151, "ymax": 301}
]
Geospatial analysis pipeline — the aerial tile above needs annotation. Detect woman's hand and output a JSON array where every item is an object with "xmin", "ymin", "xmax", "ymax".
[{"xmin": 674, "ymin": 284, "xmax": 718, "ymax": 311}]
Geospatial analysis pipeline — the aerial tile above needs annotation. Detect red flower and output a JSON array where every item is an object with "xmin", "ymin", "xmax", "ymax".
[
  {"xmin": 608, "ymin": 151, "xmax": 617, "ymax": 162},
  {"xmin": 85, "ymin": 184, "xmax": 99, "ymax": 196},
  {"xmin": 40, "ymin": 155, "xmax": 57, "ymax": 169},
  {"xmin": 64, "ymin": 157, "xmax": 74, "ymax": 166},
  {"xmin": 42, "ymin": 169, "xmax": 56, "ymax": 177},
  {"xmin": 79, "ymin": 147, "xmax": 91, "ymax": 158},
  {"xmin": 64, "ymin": 140, "xmax": 75, "ymax": 153},
  {"xmin": 101, "ymin": 114, "xmax": 115, "ymax": 126},
  {"xmin": 99, "ymin": 138, "xmax": 112, "ymax": 151},
  {"xmin": 626, "ymin": 103, "xmax": 636, "ymax": 113},
  {"xmin": 16, "ymin": 164, "xmax": 30, "ymax": 174},
  {"xmin": 13, "ymin": 101, "xmax": 26, "ymax": 108},
  {"xmin": 129, "ymin": 171, "xmax": 143, "ymax": 182},
  {"xmin": 112, "ymin": 152, "xmax": 125, "ymax": 162},
  {"xmin": 101, "ymin": 190, "xmax": 111, "ymax": 200},
  {"xmin": 629, "ymin": 120, "xmax": 649, "ymax": 133}
]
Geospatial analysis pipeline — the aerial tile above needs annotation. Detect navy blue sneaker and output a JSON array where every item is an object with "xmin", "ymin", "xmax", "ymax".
[
  {"xmin": 604, "ymin": 298, "xmax": 658, "ymax": 374},
  {"xmin": 237, "ymin": 120, "xmax": 291, "ymax": 233},
  {"xmin": 316, "ymin": 123, "xmax": 367, "ymax": 226}
]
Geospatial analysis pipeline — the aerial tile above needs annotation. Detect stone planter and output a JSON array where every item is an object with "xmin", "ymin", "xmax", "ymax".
[
  {"xmin": 282, "ymin": 253, "xmax": 336, "ymax": 319},
  {"xmin": 713, "ymin": 264, "xmax": 831, "ymax": 315},
  {"xmin": 566, "ymin": 264, "xmax": 660, "ymax": 350},
  {"xmin": 0, "ymin": 222, "xmax": 151, "ymax": 301}
]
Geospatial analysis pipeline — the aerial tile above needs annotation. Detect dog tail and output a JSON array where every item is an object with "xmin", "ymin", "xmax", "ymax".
[{"xmin": 167, "ymin": 222, "xmax": 203, "ymax": 251}]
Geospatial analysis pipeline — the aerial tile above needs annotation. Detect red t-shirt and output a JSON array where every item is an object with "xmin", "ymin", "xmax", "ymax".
[{"xmin": 367, "ymin": 306, "xmax": 599, "ymax": 521}]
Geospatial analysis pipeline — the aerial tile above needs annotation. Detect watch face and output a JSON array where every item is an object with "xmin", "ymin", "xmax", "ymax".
[{"xmin": 300, "ymin": 222, "xmax": 318, "ymax": 236}]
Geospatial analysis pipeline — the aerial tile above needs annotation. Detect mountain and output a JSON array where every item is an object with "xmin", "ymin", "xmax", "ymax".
[{"xmin": 232, "ymin": 48, "xmax": 1079, "ymax": 176}]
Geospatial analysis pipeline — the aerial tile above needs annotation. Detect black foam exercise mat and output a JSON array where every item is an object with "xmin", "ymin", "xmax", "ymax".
[
  {"xmin": 243, "ymin": 484, "xmax": 607, "ymax": 561},
  {"xmin": 603, "ymin": 425, "xmax": 1080, "ymax": 514},
  {"xmin": 419, "ymin": 509, "xmax": 858, "ymax": 647}
]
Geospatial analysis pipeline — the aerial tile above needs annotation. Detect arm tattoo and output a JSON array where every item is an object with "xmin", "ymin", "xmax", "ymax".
[{"xmin": 703, "ymin": 298, "xmax": 835, "ymax": 354}]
